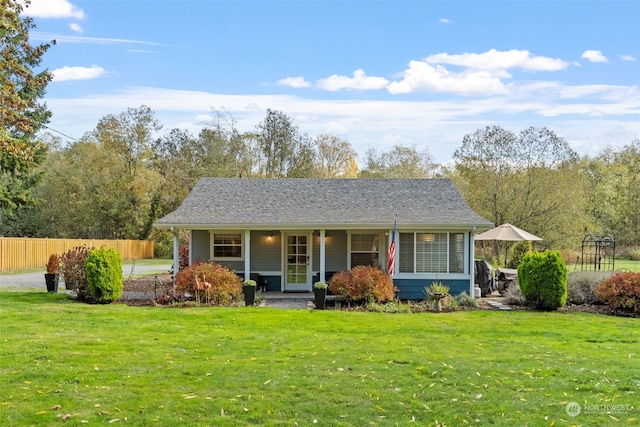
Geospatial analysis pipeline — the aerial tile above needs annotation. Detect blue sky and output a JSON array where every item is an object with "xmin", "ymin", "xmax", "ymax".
[{"xmin": 24, "ymin": 0, "xmax": 640, "ymax": 164}]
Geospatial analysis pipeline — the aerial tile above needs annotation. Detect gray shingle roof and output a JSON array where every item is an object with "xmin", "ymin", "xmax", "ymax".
[{"xmin": 154, "ymin": 178, "xmax": 492, "ymax": 230}]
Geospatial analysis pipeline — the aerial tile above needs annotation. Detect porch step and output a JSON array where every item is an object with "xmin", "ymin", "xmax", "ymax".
[{"xmin": 486, "ymin": 300, "xmax": 512, "ymax": 311}]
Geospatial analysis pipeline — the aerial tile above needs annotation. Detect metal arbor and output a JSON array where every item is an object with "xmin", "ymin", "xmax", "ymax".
[{"xmin": 581, "ymin": 233, "xmax": 615, "ymax": 271}]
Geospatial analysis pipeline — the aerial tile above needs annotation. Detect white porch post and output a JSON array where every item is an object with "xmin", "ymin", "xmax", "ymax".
[
  {"xmin": 319, "ymin": 229, "xmax": 326, "ymax": 283},
  {"xmin": 469, "ymin": 230, "xmax": 475, "ymax": 297},
  {"xmin": 171, "ymin": 227, "xmax": 179, "ymax": 278},
  {"xmin": 244, "ymin": 229, "xmax": 251, "ymax": 280}
]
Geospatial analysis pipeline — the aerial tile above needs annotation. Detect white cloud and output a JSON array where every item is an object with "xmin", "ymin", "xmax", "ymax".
[
  {"xmin": 425, "ymin": 49, "xmax": 568, "ymax": 72},
  {"xmin": 316, "ymin": 69, "xmax": 389, "ymax": 91},
  {"xmin": 387, "ymin": 61, "xmax": 507, "ymax": 96},
  {"xmin": 24, "ymin": 0, "xmax": 85, "ymax": 19},
  {"xmin": 385, "ymin": 49, "xmax": 571, "ymax": 96},
  {"xmin": 43, "ymin": 85, "xmax": 640, "ymax": 163},
  {"xmin": 277, "ymin": 77, "xmax": 311, "ymax": 88},
  {"xmin": 52, "ymin": 65, "xmax": 107, "ymax": 81},
  {"xmin": 439, "ymin": 18, "xmax": 450, "ymax": 24},
  {"xmin": 69, "ymin": 23, "xmax": 83, "ymax": 33},
  {"xmin": 620, "ymin": 54, "xmax": 637, "ymax": 62},
  {"xmin": 581, "ymin": 50, "xmax": 609, "ymax": 63},
  {"xmin": 31, "ymin": 32, "xmax": 164, "ymax": 46}
]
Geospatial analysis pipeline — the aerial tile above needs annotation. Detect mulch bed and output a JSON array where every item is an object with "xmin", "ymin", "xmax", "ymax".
[
  {"xmin": 120, "ymin": 275, "xmax": 639, "ymax": 317},
  {"xmin": 123, "ymin": 274, "xmax": 173, "ymax": 293}
]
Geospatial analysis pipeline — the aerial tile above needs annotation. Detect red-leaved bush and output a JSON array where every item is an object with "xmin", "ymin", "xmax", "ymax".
[
  {"xmin": 175, "ymin": 262, "xmax": 243, "ymax": 306},
  {"xmin": 328, "ymin": 265, "xmax": 397, "ymax": 303},
  {"xmin": 595, "ymin": 272, "xmax": 640, "ymax": 312}
]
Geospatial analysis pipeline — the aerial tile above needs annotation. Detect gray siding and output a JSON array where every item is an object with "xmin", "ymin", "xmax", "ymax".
[
  {"xmin": 250, "ymin": 231, "xmax": 281, "ymax": 271},
  {"xmin": 393, "ymin": 279, "xmax": 470, "ymax": 299},
  {"xmin": 326, "ymin": 230, "xmax": 347, "ymax": 272},
  {"xmin": 191, "ymin": 230, "xmax": 210, "ymax": 263},
  {"xmin": 312, "ymin": 230, "xmax": 347, "ymax": 273}
]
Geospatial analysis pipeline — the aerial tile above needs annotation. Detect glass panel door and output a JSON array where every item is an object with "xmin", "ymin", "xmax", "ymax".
[{"xmin": 285, "ymin": 234, "xmax": 310, "ymax": 291}]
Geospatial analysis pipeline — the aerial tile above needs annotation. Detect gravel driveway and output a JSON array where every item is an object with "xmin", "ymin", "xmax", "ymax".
[{"xmin": 0, "ymin": 263, "xmax": 172, "ymax": 291}]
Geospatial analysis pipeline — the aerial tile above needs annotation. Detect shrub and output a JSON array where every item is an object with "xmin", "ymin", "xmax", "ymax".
[
  {"xmin": 627, "ymin": 248, "xmax": 640, "ymax": 261},
  {"xmin": 148, "ymin": 229, "xmax": 173, "ymax": 259},
  {"xmin": 566, "ymin": 271, "xmax": 612, "ymax": 305},
  {"xmin": 313, "ymin": 281, "xmax": 328, "ymax": 289},
  {"xmin": 507, "ymin": 241, "xmax": 532, "ymax": 269},
  {"xmin": 46, "ymin": 254, "xmax": 59, "ymax": 274},
  {"xmin": 518, "ymin": 251, "xmax": 567, "ymax": 310},
  {"xmin": 175, "ymin": 262, "xmax": 243, "ymax": 306},
  {"xmin": 368, "ymin": 299, "xmax": 413, "ymax": 313},
  {"xmin": 85, "ymin": 248, "xmax": 123, "ymax": 304},
  {"xmin": 595, "ymin": 272, "xmax": 640, "ymax": 312},
  {"xmin": 423, "ymin": 282, "xmax": 458, "ymax": 311},
  {"xmin": 424, "ymin": 281, "xmax": 450, "ymax": 299},
  {"xmin": 503, "ymin": 283, "xmax": 527, "ymax": 306},
  {"xmin": 455, "ymin": 291, "xmax": 479, "ymax": 309},
  {"xmin": 328, "ymin": 265, "xmax": 397, "ymax": 303},
  {"xmin": 179, "ymin": 233, "xmax": 190, "ymax": 270},
  {"xmin": 60, "ymin": 246, "xmax": 93, "ymax": 299}
]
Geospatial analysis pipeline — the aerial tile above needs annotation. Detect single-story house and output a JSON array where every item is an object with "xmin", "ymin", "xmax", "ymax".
[{"xmin": 153, "ymin": 178, "xmax": 493, "ymax": 299}]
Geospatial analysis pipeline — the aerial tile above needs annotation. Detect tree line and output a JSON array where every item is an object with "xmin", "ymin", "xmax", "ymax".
[{"xmin": 3, "ymin": 103, "xmax": 640, "ymax": 255}]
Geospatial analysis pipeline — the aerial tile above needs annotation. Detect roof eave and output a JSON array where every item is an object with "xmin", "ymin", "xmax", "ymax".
[{"xmin": 153, "ymin": 222, "xmax": 492, "ymax": 231}]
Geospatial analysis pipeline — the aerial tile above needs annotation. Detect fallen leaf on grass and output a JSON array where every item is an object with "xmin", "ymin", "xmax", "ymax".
[{"xmin": 51, "ymin": 405, "xmax": 61, "ymax": 410}]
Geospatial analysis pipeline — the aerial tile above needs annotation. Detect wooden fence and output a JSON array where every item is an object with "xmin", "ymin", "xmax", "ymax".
[{"xmin": 0, "ymin": 237, "xmax": 154, "ymax": 272}]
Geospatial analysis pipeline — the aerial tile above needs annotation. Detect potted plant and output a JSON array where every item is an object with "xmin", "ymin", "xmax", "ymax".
[
  {"xmin": 243, "ymin": 279, "xmax": 257, "ymax": 306},
  {"xmin": 313, "ymin": 281, "xmax": 328, "ymax": 310},
  {"xmin": 44, "ymin": 254, "xmax": 60, "ymax": 293}
]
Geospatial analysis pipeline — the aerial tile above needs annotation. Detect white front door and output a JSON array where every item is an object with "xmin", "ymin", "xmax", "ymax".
[{"xmin": 284, "ymin": 233, "xmax": 311, "ymax": 291}]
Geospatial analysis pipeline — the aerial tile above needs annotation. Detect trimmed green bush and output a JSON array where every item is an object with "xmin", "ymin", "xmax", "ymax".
[
  {"xmin": 85, "ymin": 248, "xmax": 123, "ymax": 304},
  {"xmin": 595, "ymin": 272, "xmax": 640, "ymax": 312},
  {"xmin": 328, "ymin": 266, "xmax": 397, "ymax": 303},
  {"xmin": 518, "ymin": 251, "xmax": 567, "ymax": 310}
]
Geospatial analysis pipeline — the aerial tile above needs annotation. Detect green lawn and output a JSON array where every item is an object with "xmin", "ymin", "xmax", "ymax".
[
  {"xmin": 0, "ymin": 293, "xmax": 638, "ymax": 426},
  {"xmin": 566, "ymin": 259, "xmax": 640, "ymax": 274}
]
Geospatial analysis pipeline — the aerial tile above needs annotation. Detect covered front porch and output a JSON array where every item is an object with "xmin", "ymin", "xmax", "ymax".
[{"xmin": 178, "ymin": 228, "xmax": 389, "ymax": 293}]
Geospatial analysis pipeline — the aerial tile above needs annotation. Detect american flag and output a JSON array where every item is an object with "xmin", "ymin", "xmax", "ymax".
[{"xmin": 387, "ymin": 218, "xmax": 397, "ymax": 276}]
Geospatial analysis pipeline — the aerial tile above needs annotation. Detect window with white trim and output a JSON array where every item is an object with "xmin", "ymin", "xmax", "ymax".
[
  {"xmin": 350, "ymin": 233, "xmax": 380, "ymax": 268},
  {"xmin": 399, "ymin": 232, "xmax": 465, "ymax": 273},
  {"xmin": 212, "ymin": 233, "xmax": 242, "ymax": 259}
]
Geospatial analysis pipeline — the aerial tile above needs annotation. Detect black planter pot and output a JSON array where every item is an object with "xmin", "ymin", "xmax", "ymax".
[
  {"xmin": 314, "ymin": 287, "xmax": 327, "ymax": 310},
  {"xmin": 243, "ymin": 286, "xmax": 256, "ymax": 306},
  {"xmin": 44, "ymin": 273, "xmax": 59, "ymax": 293}
]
